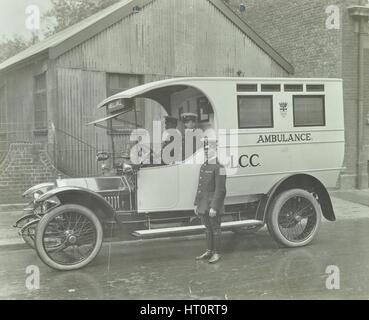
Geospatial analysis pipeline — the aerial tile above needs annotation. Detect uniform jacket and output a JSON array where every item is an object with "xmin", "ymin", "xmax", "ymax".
[{"xmin": 194, "ymin": 159, "xmax": 227, "ymax": 215}]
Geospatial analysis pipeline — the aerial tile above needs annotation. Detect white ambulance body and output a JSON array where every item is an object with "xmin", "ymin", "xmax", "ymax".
[{"xmin": 99, "ymin": 78, "xmax": 345, "ymax": 214}]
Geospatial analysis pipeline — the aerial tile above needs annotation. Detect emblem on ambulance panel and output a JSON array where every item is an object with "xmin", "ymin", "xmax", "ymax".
[{"xmin": 279, "ymin": 102, "xmax": 288, "ymax": 118}]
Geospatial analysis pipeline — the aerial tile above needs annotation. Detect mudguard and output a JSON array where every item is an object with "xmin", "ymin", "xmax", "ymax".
[
  {"xmin": 35, "ymin": 186, "xmax": 116, "ymax": 222},
  {"xmin": 22, "ymin": 183, "xmax": 55, "ymax": 198},
  {"xmin": 256, "ymin": 174, "xmax": 336, "ymax": 222}
]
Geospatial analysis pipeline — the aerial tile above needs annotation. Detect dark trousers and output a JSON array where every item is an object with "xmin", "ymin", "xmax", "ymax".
[{"xmin": 201, "ymin": 212, "xmax": 221, "ymax": 253}]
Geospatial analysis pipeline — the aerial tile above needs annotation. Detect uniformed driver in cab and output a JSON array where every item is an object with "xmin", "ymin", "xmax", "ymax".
[{"xmin": 181, "ymin": 113, "xmax": 201, "ymax": 161}]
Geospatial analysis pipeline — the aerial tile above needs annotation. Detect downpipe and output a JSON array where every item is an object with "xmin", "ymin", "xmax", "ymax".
[{"xmin": 357, "ymin": 17, "xmax": 365, "ymax": 189}]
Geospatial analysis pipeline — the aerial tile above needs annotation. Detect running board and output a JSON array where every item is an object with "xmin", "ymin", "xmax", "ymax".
[{"xmin": 132, "ymin": 220, "xmax": 264, "ymax": 239}]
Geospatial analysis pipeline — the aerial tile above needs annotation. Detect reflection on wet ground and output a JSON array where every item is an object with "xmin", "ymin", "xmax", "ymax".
[{"xmin": 1, "ymin": 218, "xmax": 369, "ymax": 299}]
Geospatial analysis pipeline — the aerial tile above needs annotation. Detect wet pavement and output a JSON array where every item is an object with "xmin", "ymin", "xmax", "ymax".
[
  {"xmin": 331, "ymin": 189, "xmax": 369, "ymax": 207},
  {"xmin": 1, "ymin": 208, "xmax": 369, "ymax": 300}
]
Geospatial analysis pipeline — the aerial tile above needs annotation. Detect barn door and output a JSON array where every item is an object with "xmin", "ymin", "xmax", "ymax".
[{"xmin": 56, "ymin": 68, "xmax": 106, "ymax": 177}]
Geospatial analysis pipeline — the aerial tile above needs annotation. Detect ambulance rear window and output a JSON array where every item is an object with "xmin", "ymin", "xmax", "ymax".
[
  {"xmin": 306, "ymin": 84, "xmax": 325, "ymax": 92},
  {"xmin": 237, "ymin": 84, "xmax": 258, "ymax": 92},
  {"xmin": 293, "ymin": 95, "xmax": 326, "ymax": 127},
  {"xmin": 284, "ymin": 84, "xmax": 303, "ymax": 92},
  {"xmin": 238, "ymin": 96, "xmax": 274, "ymax": 129},
  {"xmin": 261, "ymin": 84, "xmax": 281, "ymax": 92}
]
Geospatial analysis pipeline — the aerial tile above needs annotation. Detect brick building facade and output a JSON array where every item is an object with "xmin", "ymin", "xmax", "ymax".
[
  {"xmin": 0, "ymin": 143, "xmax": 64, "ymax": 203},
  {"xmin": 227, "ymin": 0, "xmax": 369, "ymax": 189}
]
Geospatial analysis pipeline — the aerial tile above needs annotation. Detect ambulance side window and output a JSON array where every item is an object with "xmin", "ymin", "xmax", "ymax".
[
  {"xmin": 293, "ymin": 95, "xmax": 326, "ymax": 127},
  {"xmin": 237, "ymin": 96, "xmax": 274, "ymax": 129}
]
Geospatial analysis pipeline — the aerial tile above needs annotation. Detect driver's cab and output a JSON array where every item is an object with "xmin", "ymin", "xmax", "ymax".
[{"xmin": 91, "ymin": 80, "xmax": 217, "ymax": 213}]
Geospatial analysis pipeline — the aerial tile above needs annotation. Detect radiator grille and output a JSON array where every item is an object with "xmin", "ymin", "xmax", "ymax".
[{"xmin": 104, "ymin": 195, "xmax": 121, "ymax": 210}]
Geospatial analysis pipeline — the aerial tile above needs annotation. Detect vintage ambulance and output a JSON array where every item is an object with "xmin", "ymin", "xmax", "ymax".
[{"xmin": 15, "ymin": 77, "xmax": 345, "ymax": 270}]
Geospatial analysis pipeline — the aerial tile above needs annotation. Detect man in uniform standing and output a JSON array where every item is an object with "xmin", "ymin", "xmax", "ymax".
[{"xmin": 194, "ymin": 137, "xmax": 227, "ymax": 264}]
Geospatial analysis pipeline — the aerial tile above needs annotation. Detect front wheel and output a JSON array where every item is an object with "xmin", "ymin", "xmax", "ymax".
[
  {"xmin": 267, "ymin": 189, "xmax": 322, "ymax": 248},
  {"xmin": 35, "ymin": 204, "xmax": 103, "ymax": 271}
]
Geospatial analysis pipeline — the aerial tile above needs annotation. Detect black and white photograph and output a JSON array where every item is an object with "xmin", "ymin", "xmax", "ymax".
[{"xmin": 0, "ymin": 0, "xmax": 369, "ymax": 306}]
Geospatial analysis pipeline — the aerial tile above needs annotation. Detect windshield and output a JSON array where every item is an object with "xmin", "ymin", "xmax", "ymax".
[
  {"xmin": 92, "ymin": 84, "xmax": 216, "ymax": 168},
  {"xmin": 92, "ymin": 97, "xmax": 164, "ymax": 166},
  {"xmin": 109, "ymin": 107, "xmax": 144, "ymax": 159}
]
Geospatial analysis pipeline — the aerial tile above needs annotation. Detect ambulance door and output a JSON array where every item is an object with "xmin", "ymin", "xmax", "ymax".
[{"xmin": 137, "ymin": 165, "xmax": 179, "ymax": 212}]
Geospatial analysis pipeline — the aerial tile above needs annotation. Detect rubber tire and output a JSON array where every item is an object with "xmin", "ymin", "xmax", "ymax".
[
  {"xmin": 267, "ymin": 189, "xmax": 322, "ymax": 248},
  {"xmin": 35, "ymin": 204, "xmax": 103, "ymax": 271}
]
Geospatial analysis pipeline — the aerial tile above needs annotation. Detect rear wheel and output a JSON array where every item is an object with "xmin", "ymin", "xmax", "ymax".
[
  {"xmin": 35, "ymin": 204, "xmax": 103, "ymax": 271},
  {"xmin": 267, "ymin": 189, "xmax": 322, "ymax": 247}
]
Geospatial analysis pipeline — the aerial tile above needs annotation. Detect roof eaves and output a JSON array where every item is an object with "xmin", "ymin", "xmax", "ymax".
[
  {"xmin": 50, "ymin": 0, "xmax": 155, "ymax": 59},
  {"xmin": 0, "ymin": 51, "xmax": 49, "ymax": 75}
]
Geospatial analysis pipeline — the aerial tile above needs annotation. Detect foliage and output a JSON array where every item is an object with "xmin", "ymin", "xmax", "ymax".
[
  {"xmin": 45, "ymin": 0, "xmax": 121, "ymax": 34},
  {"xmin": 0, "ymin": 35, "xmax": 38, "ymax": 63},
  {"xmin": 0, "ymin": 0, "xmax": 121, "ymax": 63}
]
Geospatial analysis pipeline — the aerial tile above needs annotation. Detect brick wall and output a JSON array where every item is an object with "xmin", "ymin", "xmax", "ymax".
[
  {"xmin": 226, "ymin": 0, "xmax": 366, "ymax": 189},
  {"xmin": 0, "ymin": 143, "xmax": 65, "ymax": 204},
  {"xmin": 226, "ymin": 0, "xmax": 347, "ymax": 77}
]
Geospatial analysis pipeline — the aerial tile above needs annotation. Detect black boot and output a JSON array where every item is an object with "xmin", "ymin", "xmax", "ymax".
[
  {"xmin": 208, "ymin": 231, "xmax": 221, "ymax": 263},
  {"xmin": 196, "ymin": 231, "xmax": 213, "ymax": 260},
  {"xmin": 196, "ymin": 250, "xmax": 213, "ymax": 260},
  {"xmin": 208, "ymin": 252, "xmax": 221, "ymax": 264}
]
